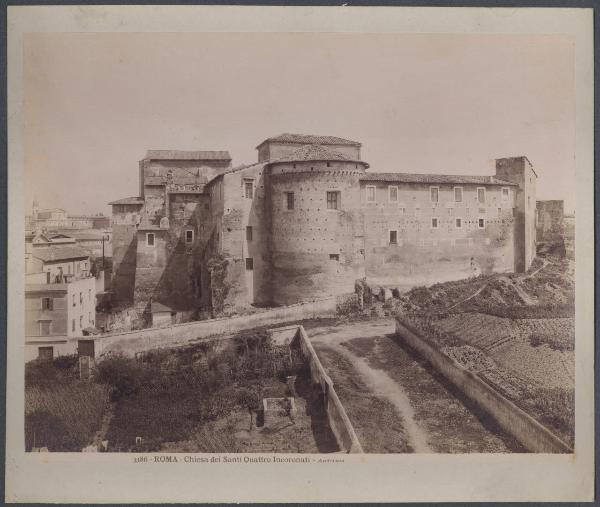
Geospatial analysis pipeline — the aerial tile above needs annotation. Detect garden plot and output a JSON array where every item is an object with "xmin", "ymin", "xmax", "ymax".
[{"xmin": 434, "ymin": 313, "xmax": 574, "ymax": 390}]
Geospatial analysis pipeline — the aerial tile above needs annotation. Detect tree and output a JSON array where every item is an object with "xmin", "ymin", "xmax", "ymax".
[{"xmin": 236, "ymin": 387, "xmax": 260, "ymax": 431}]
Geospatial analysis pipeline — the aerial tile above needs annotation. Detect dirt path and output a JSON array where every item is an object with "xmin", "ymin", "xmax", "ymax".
[
  {"xmin": 309, "ymin": 319, "xmax": 521, "ymax": 453},
  {"xmin": 325, "ymin": 339, "xmax": 431, "ymax": 452}
]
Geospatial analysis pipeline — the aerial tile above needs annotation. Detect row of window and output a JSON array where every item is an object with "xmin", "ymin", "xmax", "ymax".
[
  {"xmin": 71, "ymin": 313, "xmax": 94, "ymax": 332},
  {"xmin": 366, "ymin": 185, "xmax": 511, "ymax": 204},
  {"xmin": 41, "ymin": 291, "xmax": 92, "ymax": 311},
  {"xmin": 279, "ymin": 187, "xmax": 510, "ymax": 212},
  {"xmin": 69, "ymin": 290, "xmax": 93, "ymax": 308},
  {"xmin": 146, "ymin": 229, "xmax": 195, "ymax": 247},
  {"xmin": 387, "ymin": 217, "xmax": 486, "ymax": 242},
  {"xmin": 38, "ymin": 311, "xmax": 95, "ymax": 336}
]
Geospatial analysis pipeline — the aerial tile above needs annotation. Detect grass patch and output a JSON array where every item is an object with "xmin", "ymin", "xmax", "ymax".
[{"xmin": 25, "ymin": 356, "xmax": 110, "ymax": 451}]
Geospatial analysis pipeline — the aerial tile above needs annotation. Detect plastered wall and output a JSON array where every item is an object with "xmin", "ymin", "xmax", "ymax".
[{"xmin": 361, "ymin": 181, "xmax": 515, "ymax": 287}]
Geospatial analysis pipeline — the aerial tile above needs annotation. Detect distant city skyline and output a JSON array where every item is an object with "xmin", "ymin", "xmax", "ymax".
[{"xmin": 24, "ymin": 32, "xmax": 575, "ymax": 215}]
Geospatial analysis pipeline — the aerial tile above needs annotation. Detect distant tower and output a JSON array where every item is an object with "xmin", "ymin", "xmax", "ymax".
[{"xmin": 32, "ymin": 200, "xmax": 39, "ymax": 220}]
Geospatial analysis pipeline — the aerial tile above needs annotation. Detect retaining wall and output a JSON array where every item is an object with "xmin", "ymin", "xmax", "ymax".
[
  {"xmin": 94, "ymin": 297, "xmax": 337, "ymax": 358},
  {"xmin": 395, "ymin": 318, "xmax": 572, "ymax": 453},
  {"xmin": 293, "ymin": 325, "xmax": 363, "ymax": 454}
]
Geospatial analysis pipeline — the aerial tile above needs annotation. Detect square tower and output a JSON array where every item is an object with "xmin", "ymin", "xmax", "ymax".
[{"xmin": 495, "ymin": 156, "xmax": 537, "ymax": 272}]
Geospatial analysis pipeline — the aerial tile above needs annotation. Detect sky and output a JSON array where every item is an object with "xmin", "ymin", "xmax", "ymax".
[{"xmin": 24, "ymin": 32, "xmax": 575, "ymax": 216}]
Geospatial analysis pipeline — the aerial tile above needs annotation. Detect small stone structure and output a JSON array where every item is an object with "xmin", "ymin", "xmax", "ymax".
[{"xmin": 262, "ymin": 397, "xmax": 296, "ymax": 430}]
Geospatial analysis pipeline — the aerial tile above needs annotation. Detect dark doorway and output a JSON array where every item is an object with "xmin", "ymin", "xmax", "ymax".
[{"xmin": 78, "ymin": 340, "xmax": 95, "ymax": 358}]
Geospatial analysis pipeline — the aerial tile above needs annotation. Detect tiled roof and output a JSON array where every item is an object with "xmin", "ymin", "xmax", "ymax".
[
  {"xmin": 108, "ymin": 196, "xmax": 144, "ymax": 206},
  {"xmin": 257, "ymin": 133, "xmax": 361, "ymax": 148},
  {"xmin": 269, "ymin": 144, "xmax": 368, "ymax": 166},
  {"xmin": 151, "ymin": 302, "xmax": 173, "ymax": 313},
  {"xmin": 206, "ymin": 162, "xmax": 268, "ymax": 186},
  {"xmin": 145, "ymin": 150, "xmax": 231, "ymax": 161},
  {"xmin": 31, "ymin": 245, "xmax": 90, "ymax": 262},
  {"xmin": 359, "ymin": 172, "xmax": 518, "ymax": 186}
]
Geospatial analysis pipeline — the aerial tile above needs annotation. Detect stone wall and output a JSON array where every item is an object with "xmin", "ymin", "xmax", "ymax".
[
  {"xmin": 536, "ymin": 200, "xmax": 565, "ymax": 245},
  {"xmin": 94, "ymin": 297, "xmax": 338, "ymax": 357},
  {"xmin": 293, "ymin": 325, "xmax": 363, "ymax": 453},
  {"xmin": 110, "ymin": 205, "xmax": 142, "ymax": 305},
  {"xmin": 395, "ymin": 318, "xmax": 572, "ymax": 453},
  {"xmin": 269, "ymin": 161, "xmax": 366, "ymax": 305},
  {"xmin": 361, "ymin": 181, "xmax": 515, "ymax": 287}
]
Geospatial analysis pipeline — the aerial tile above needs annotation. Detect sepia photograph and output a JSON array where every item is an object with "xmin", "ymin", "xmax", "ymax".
[{"xmin": 5, "ymin": 5, "xmax": 594, "ymax": 504}]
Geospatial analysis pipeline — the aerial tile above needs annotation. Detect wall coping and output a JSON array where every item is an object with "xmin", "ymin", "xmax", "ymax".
[{"xmin": 98, "ymin": 296, "xmax": 337, "ymax": 341}]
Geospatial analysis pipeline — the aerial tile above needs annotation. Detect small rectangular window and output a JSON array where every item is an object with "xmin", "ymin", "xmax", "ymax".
[
  {"xmin": 244, "ymin": 180, "xmax": 254, "ymax": 199},
  {"xmin": 72, "ymin": 294, "xmax": 76, "ymax": 307},
  {"xmin": 245, "ymin": 258, "xmax": 254, "ymax": 270},
  {"xmin": 185, "ymin": 229, "xmax": 194, "ymax": 244},
  {"xmin": 147, "ymin": 233, "xmax": 155, "ymax": 247},
  {"xmin": 246, "ymin": 226, "xmax": 253, "ymax": 241},
  {"xmin": 326, "ymin": 191, "xmax": 340, "ymax": 210},
  {"xmin": 329, "ymin": 254, "xmax": 340, "ymax": 261},
  {"xmin": 38, "ymin": 346, "xmax": 54, "ymax": 361},
  {"xmin": 80, "ymin": 292, "xmax": 83, "ymax": 304},
  {"xmin": 415, "ymin": 207, "xmax": 420, "ymax": 217},
  {"xmin": 454, "ymin": 187, "xmax": 463, "ymax": 202},
  {"xmin": 79, "ymin": 316, "xmax": 83, "ymax": 329},
  {"xmin": 42, "ymin": 297, "xmax": 53, "ymax": 311},
  {"xmin": 388, "ymin": 186, "xmax": 398, "ymax": 202},
  {"xmin": 389, "ymin": 230, "xmax": 398, "ymax": 244},
  {"xmin": 498, "ymin": 207, "xmax": 502, "ymax": 216},
  {"xmin": 501, "ymin": 187, "xmax": 510, "ymax": 201},
  {"xmin": 366, "ymin": 186, "xmax": 376, "ymax": 202},
  {"xmin": 478, "ymin": 218, "xmax": 486, "ymax": 229},
  {"xmin": 431, "ymin": 217, "xmax": 439, "ymax": 229},
  {"xmin": 430, "ymin": 187, "xmax": 439, "ymax": 203},
  {"xmin": 455, "ymin": 217, "xmax": 462, "ymax": 229},
  {"xmin": 477, "ymin": 187, "xmax": 486, "ymax": 204},
  {"xmin": 285, "ymin": 192, "xmax": 295, "ymax": 210},
  {"xmin": 399, "ymin": 207, "xmax": 406, "ymax": 215},
  {"xmin": 39, "ymin": 321, "xmax": 51, "ymax": 335},
  {"xmin": 72, "ymin": 319, "xmax": 75, "ymax": 332}
]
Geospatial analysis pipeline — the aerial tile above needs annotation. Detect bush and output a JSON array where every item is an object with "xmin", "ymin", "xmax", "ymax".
[
  {"xmin": 529, "ymin": 332, "xmax": 574, "ymax": 352},
  {"xmin": 102, "ymin": 334, "xmax": 306, "ymax": 451},
  {"xmin": 336, "ymin": 294, "xmax": 362, "ymax": 318},
  {"xmin": 95, "ymin": 354, "xmax": 153, "ymax": 400}
]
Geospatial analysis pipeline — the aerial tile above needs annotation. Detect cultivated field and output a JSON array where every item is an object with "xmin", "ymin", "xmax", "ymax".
[{"xmin": 399, "ymin": 254, "xmax": 575, "ymax": 446}]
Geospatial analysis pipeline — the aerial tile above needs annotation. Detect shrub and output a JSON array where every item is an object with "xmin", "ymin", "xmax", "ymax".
[
  {"xmin": 336, "ymin": 294, "xmax": 362, "ymax": 318},
  {"xmin": 529, "ymin": 332, "xmax": 574, "ymax": 352},
  {"xmin": 95, "ymin": 354, "xmax": 153, "ymax": 400}
]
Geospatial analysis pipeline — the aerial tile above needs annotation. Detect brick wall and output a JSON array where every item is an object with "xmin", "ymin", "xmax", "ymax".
[{"xmin": 269, "ymin": 162, "xmax": 366, "ymax": 305}]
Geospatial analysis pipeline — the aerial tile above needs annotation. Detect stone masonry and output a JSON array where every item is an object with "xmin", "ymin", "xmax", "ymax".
[{"xmin": 110, "ymin": 134, "xmax": 537, "ymax": 317}]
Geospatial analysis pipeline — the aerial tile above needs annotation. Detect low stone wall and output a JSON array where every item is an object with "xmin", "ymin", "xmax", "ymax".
[
  {"xmin": 293, "ymin": 326, "xmax": 363, "ymax": 454},
  {"xmin": 94, "ymin": 297, "xmax": 337, "ymax": 358},
  {"xmin": 395, "ymin": 318, "xmax": 573, "ymax": 454}
]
